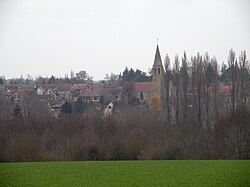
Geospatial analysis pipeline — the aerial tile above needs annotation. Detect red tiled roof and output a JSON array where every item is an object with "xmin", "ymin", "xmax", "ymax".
[
  {"xmin": 4, "ymin": 90, "xmax": 16, "ymax": 96},
  {"xmin": 220, "ymin": 85, "xmax": 232, "ymax": 92},
  {"xmin": 9, "ymin": 89, "xmax": 29, "ymax": 96},
  {"xmin": 94, "ymin": 87, "xmax": 122, "ymax": 95},
  {"xmin": 219, "ymin": 85, "xmax": 232, "ymax": 96},
  {"xmin": 79, "ymin": 87, "xmax": 122, "ymax": 97},
  {"xmin": 40, "ymin": 84, "xmax": 72, "ymax": 92},
  {"xmin": 16, "ymin": 90, "xmax": 28, "ymax": 95},
  {"xmin": 132, "ymin": 82, "xmax": 150, "ymax": 93},
  {"xmin": 70, "ymin": 84, "xmax": 89, "ymax": 91},
  {"xmin": 79, "ymin": 89, "xmax": 94, "ymax": 97}
]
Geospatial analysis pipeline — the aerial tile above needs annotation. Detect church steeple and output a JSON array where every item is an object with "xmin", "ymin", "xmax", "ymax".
[
  {"xmin": 150, "ymin": 43, "xmax": 166, "ymax": 109},
  {"xmin": 152, "ymin": 44, "xmax": 164, "ymax": 76},
  {"xmin": 153, "ymin": 45, "xmax": 163, "ymax": 66}
]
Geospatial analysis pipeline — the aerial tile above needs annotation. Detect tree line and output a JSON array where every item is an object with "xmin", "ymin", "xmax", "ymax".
[
  {"xmin": 163, "ymin": 49, "xmax": 249, "ymax": 127},
  {"xmin": 0, "ymin": 49, "xmax": 249, "ymax": 162},
  {"xmin": 2, "ymin": 67, "xmax": 150, "ymax": 85},
  {"xmin": 0, "ymin": 106, "xmax": 249, "ymax": 162}
]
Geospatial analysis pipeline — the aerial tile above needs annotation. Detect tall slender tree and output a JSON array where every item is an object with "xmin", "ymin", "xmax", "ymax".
[
  {"xmin": 173, "ymin": 55, "xmax": 180, "ymax": 125},
  {"xmin": 238, "ymin": 50, "xmax": 248, "ymax": 108},
  {"xmin": 180, "ymin": 51, "xmax": 189, "ymax": 123},
  {"xmin": 164, "ymin": 53, "xmax": 171, "ymax": 123},
  {"xmin": 191, "ymin": 53, "xmax": 204, "ymax": 125},
  {"xmin": 211, "ymin": 57, "xmax": 219, "ymax": 119},
  {"xmin": 227, "ymin": 49, "xmax": 238, "ymax": 113},
  {"xmin": 204, "ymin": 53, "xmax": 211, "ymax": 124}
]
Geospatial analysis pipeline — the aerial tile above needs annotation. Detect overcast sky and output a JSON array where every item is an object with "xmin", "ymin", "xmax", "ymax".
[{"xmin": 0, "ymin": 0, "xmax": 249, "ymax": 80}]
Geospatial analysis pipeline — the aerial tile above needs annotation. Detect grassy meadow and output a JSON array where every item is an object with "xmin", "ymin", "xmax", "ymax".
[{"xmin": 0, "ymin": 160, "xmax": 249, "ymax": 187}]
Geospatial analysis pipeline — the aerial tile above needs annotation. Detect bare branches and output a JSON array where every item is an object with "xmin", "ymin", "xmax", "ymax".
[
  {"xmin": 164, "ymin": 53, "xmax": 171, "ymax": 123},
  {"xmin": 228, "ymin": 49, "xmax": 238, "ymax": 113}
]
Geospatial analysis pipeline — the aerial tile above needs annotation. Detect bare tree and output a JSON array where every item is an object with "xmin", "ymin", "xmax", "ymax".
[
  {"xmin": 204, "ymin": 52, "xmax": 213, "ymax": 125},
  {"xmin": 197, "ymin": 54, "xmax": 205, "ymax": 125},
  {"xmin": 173, "ymin": 55, "xmax": 180, "ymax": 125},
  {"xmin": 180, "ymin": 51, "xmax": 189, "ymax": 122},
  {"xmin": 22, "ymin": 93, "xmax": 51, "ymax": 119},
  {"xmin": 191, "ymin": 53, "xmax": 204, "ymax": 125},
  {"xmin": 70, "ymin": 70, "xmax": 75, "ymax": 80},
  {"xmin": 121, "ymin": 82, "xmax": 134, "ymax": 104},
  {"xmin": 0, "ymin": 94, "xmax": 13, "ymax": 116},
  {"xmin": 227, "ymin": 49, "xmax": 238, "ymax": 113},
  {"xmin": 211, "ymin": 57, "xmax": 219, "ymax": 119},
  {"xmin": 104, "ymin": 73, "xmax": 119, "ymax": 86},
  {"xmin": 75, "ymin": 70, "xmax": 93, "ymax": 83},
  {"xmin": 238, "ymin": 50, "xmax": 248, "ymax": 108},
  {"xmin": 164, "ymin": 53, "xmax": 171, "ymax": 123}
]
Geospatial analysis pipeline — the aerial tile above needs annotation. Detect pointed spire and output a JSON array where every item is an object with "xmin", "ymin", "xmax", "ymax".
[{"xmin": 154, "ymin": 44, "xmax": 163, "ymax": 66}]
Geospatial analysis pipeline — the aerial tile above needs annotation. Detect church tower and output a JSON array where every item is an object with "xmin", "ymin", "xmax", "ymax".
[{"xmin": 150, "ymin": 44, "xmax": 166, "ymax": 109}]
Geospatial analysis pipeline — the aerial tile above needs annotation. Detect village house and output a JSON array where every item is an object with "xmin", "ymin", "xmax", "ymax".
[
  {"xmin": 36, "ymin": 84, "xmax": 73, "ymax": 101},
  {"xmin": 120, "ymin": 81, "xmax": 150, "ymax": 106},
  {"xmin": 220, "ymin": 83, "xmax": 250, "ymax": 107},
  {"xmin": 4, "ymin": 87, "xmax": 36, "ymax": 104},
  {"xmin": 131, "ymin": 82, "xmax": 150, "ymax": 104},
  {"xmin": 8, "ymin": 90, "xmax": 27, "ymax": 103},
  {"xmin": 119, "ymin": 45, "xmax": 168, "ymax": 108},
  {"xmin": 78, "ymin": 85, "xmax": 122, "ymax": 103},
  {"xmin": 1, "ymin": 45, "xmax": 249, "ymax": 118}
]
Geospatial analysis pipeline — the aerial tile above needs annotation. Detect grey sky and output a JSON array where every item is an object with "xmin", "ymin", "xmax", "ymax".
[{"xmin": 0, "ymin": 0, "xmax": 249, "ymax": 80}]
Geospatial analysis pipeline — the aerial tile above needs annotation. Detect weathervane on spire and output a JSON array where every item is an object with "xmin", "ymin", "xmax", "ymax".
[{"xmin": 157, "ymin": 38, "xmax": 158, "ymax": 45}]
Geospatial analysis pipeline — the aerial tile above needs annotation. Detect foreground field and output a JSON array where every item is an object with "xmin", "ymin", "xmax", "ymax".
[{"xmin": 0, "ymin": 160, "xmax": 249, "ymax": 187}]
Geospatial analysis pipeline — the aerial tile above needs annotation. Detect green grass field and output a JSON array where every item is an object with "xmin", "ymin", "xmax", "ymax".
[{"xmin": 0, "ymin": 160, "xmax": 249, "ymax": 187}]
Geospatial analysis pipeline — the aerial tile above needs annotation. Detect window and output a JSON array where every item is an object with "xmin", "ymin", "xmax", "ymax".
[
  {"xmin": 158, "ymin": 68, "xmax": 160, "ymax": 74},
  {"xmin": 247, "ymin": 98, "xmax": 250, "ymax": 104},
  {"xmin": 140, "ymin": 92, "xmax": 144, "ymax": 100}
]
